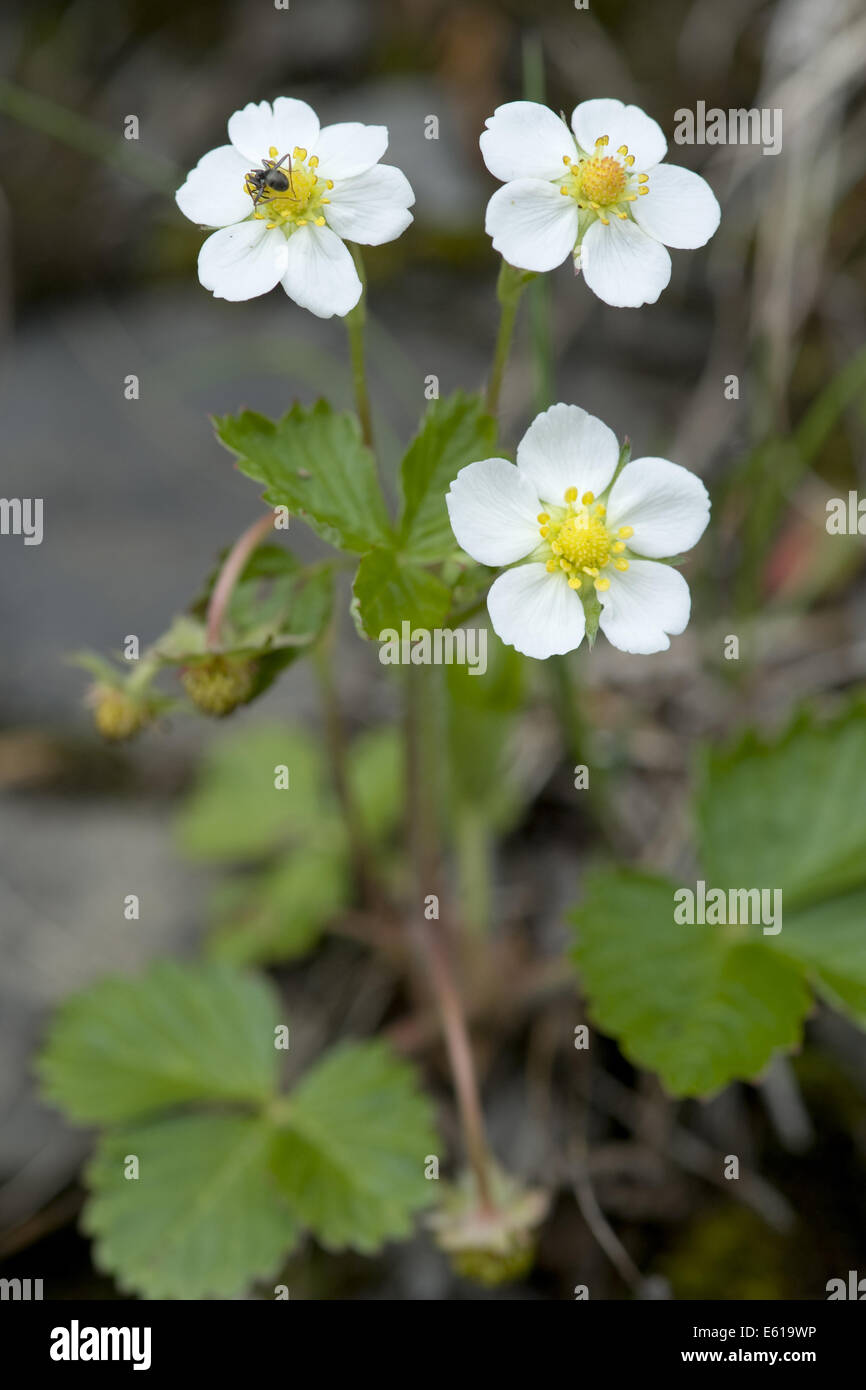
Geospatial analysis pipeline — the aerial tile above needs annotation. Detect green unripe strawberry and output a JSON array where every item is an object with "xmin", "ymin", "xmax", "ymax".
[
  {"xmin": 91, "ymin": 685, "xmax": 149, "ymax": 742},
  {"xmin": 181, "ymin": 655, "xmax": 257, "ymax": 717},
  {"xmin": 451, "ymin": 1239, "xmax": 536, "ymax": 1287}
]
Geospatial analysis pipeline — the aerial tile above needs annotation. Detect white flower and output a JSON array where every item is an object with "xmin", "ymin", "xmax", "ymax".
[
  {"xmin": 446, "ymin": 403, "xmax": 710, "ymax": 660},
  {"xmin": 175, "ymin": 97, "xmax": 415, "ymax": 317},
  {"xmin": 480, "ymin": 99, "xmax": 720, "ymax": 308}
]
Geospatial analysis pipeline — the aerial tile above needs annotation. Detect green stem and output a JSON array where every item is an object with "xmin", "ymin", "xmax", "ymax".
[
  {"xmin": 313, "ymin": 620, "xmax": 377, "ymax": 906},
  {"xmin": 485, "ymin": 260, "xmax": 531, "ymax": 418},
  {"xmin": 405, "ymin": 665, "xmax": 496, "ymax": 1214},
  {"xmin": 455, "ymin": 807, "xmax": 493, "ymax": 936},
  {"xmin": 345, "ymin": 244, "xmax": 375, "ymax": 451}
]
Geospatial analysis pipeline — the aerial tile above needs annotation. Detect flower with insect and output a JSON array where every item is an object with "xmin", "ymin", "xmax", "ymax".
[
  {"xmin": 176, "ymin": 97, "xmax": 415, "ymax": 317},
  {"xmin": 446, "ymin": 403, "xmax": 710, "ymax": 659},
  {"xmin": 480, "ymin": 98, "xmax": 720, "ymax": 308}
]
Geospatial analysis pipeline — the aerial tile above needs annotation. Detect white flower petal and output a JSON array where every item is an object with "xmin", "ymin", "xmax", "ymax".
[
  {"xmin": 571, "ymin": 99, "xmax": 666, "ymax": 172},
  {"xmin": 485, "ymin": 180, "xmax": 578, "ymax": 273},
  {"xmin": 606, "ymin": 457, "xmax": 710, "ymax": 558},
  {"xmin": 446, "ymin": 457, "xmax": 541, "ymax": 567},
  {"xmin": 599, "ymin": 559, "xmax": 691, "ymax": 654},
  {"xmin": 581, "ymin": 217, "xmax": 671, "ymax": 308},
  {"xmin": 324, "ymin": 165, "xmax": 414, "ymax": 246},
  {"xmin": 487, "ymin": 564, "xmax": 586, "ymax": 660},
  {"xmin": 313, "ymin": 122, "xmax": 389, "ymax": 179},
  {"xmin": 175, "ymin": 145, "xmax": 253, "ymax": 228},
  {"xmin": 516, "ymin": 403, "xmax": 620, "ymax": 507},
  {"xmin": 198, "ymin": 221, "xmax": 288, "ymax": 301},
  {"xmin": 281, "ymin": 223, "xmax": 361, "ymax": 318},
  {"xmin": 631, "ymin": 163, "xmax": 721, "ymax": 249},
  {"xmin": 227, "ymin": 97, "xmax": 320, "ymax": 163},
  {"xmin": 480, "ymin": 101, "xmax": 575, "ymax": 182}
]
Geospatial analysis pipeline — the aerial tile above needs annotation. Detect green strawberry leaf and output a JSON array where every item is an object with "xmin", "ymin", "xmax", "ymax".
[
  {"xmin": 38, "ymin": 961, "xmax": 281, "ymax": 1123},
  {"xmin": 206, "ymin": 847, "xmax": 349, "ymax": 967},
  {"xmin": 571, "ymin": 870, "xmax": 810, "ymax": 1097},
  {"xmin": 399, "ymin": 392, "xmax": 497, "ymax": 561},
  {"xmin": 767, "ymin": 887, "xmax": 866, "ymax": 1026},
  {"xmin": 176, "ymin": 724, "xmax": 329, "ymax": 861},
  {"xmin": 215, "ymin": 402, "xmax": 393, "ymax": 553},
  {"xmin": 84, "ymin": 1113, "xmax": 299, "ymax": 1299},
  {"xmin": 270, "ymin": 1041, "xmax": 438, "ymax": 1252},
  {"xmin": 697, "ymin": 703, "xmax": 866, "ymax": 910},
  {"xmin": 352, "ymin": 548, "xmax": 452, "ymax": 639}
]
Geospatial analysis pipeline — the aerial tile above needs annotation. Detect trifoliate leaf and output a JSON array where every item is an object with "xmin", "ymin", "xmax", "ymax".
[
  {"xmin": 206, "ymin": 847, "xmax": 349, "ymax": 967},
  {"xmin": 176, "ymin": 724, "xmax": 328, "ymax": 861},
  {"xmin": 38, "ymin": 961, "xmax": 280, "ymax": 1123},
  {"xmin": 352, "ymin": 548, "xmax": 452, "ymax": 639},
  {"xmin": 84, "ymin": 1114, "xmax": 299, "ymax": 1299},
  {"xmin": 697, "ymin": 703, "xmax": 866, "ymax": 910},
  {"xmin": 572, "ymin": 870, "xmax": 809, "ymax": 1097},
  {"xmin": 399, "ymin": 392, "xmax": 497, "ymax": 561},
  {"xmin": 215, "ymin": 402, "xmax": 393, "ymax": 553},
  {"xmin": 269, "ymin": 1041, "xmax": 438, "ymax": 1252}
]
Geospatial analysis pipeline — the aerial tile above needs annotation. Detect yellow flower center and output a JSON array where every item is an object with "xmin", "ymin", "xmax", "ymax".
[
  {"xmin": 538, "ymin": 487, "xmax": 634, "ymax": 594},
  {"xmin": 578, "ymin": 154, "xmax": 626, "ymax": 206},
  {"xmin": 557, "ymin": 511, "xmax": 611, "ymax": 569},
  {"xmin": 244, "ymin": 145, "xmax": 334, "ymax": 231},
  {"xmin": 559, "ymin": 135, "xmax": 650, "ymax": 226}
]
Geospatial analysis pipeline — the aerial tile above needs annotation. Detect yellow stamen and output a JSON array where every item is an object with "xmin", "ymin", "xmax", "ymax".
[
  {"xmin": 581, "ymin": 491, "xmax": 594, "ymax": 505},
  {"xmin": 564, "ymin": 486, "xmax": 578, "ymax": 503},
  {"xmin": 615, "ymin": 559, "xmax": 629, "ymax": 571},
  {"xmin": 268, "ymin": 145, "xmax": 278, "ymax": 158},
  {"xmin": 595, "ymin": 577, "xmax": 610, "ymax": 591},
  {"xmin": 618, "ymin": 526, "xmax": 634, "ymax": 538},
  {"xmin": 537, "ymin": 512, "xmax": 550, "ymax": 523}
]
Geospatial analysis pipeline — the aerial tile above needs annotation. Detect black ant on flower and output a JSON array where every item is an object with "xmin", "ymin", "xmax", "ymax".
[{"xmin": 244, "ymin": 151, "xmax": 295, "ymax": 207}]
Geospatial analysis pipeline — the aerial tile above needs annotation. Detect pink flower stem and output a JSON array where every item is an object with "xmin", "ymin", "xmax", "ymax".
[{"xmin": 205, "ymin": 512, "xmax": 274, "ymax": 650}]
